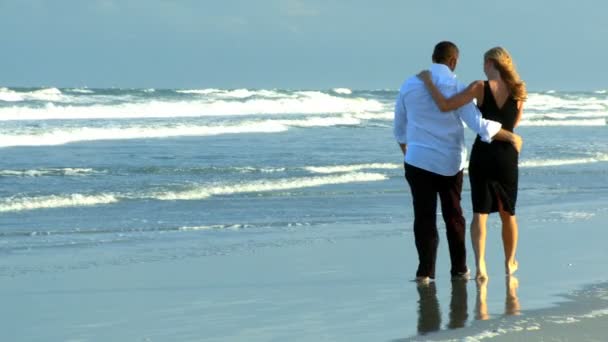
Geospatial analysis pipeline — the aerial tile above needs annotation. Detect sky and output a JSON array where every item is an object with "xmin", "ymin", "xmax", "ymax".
[{"xmin": 0, "ymin": 0, "xmax": 606, "ymax": 91}]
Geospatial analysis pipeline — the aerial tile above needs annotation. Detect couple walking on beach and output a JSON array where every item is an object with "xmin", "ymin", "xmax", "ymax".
[{"xmin": 393, "ymin": 41, "xmax": 527, "ymax": 282}]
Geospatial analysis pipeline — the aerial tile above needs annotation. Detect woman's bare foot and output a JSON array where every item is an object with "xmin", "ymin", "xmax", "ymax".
[
  {"xmin": 505, "ymin": 276, "xmax": 520, "ymax": 315},
  {"xmin": 475, "ymin": 277, "xmax": 489, "ymax": 320},
  {"xmin": 476, "ymin": 260, "xmax": 488, "ymax": 280},
  {"xmin": 506, "ymin": 259, "xmax": 518, "ymax": 275}
]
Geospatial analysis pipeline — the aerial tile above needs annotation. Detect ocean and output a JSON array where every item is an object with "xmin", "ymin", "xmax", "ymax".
[{"xmin": 1, "ymin": 86, "xmax": 607, "ymax": 341}]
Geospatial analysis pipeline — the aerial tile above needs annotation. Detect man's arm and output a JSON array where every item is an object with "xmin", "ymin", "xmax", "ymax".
[
  {"xmin": 393, "ymin": 92, "xmax": 408, "ymax": 156},
  {"xmin": 457, "ymin": 102, "xmax": 523, "ymax": 153},
  {"xmin": 418, "ymin": 71, "xmax": 484, "ymax": 112}
]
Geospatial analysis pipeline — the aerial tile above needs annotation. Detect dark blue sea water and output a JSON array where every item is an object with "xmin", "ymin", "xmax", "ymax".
[{"xmin": 1, "ymin": 86, "xmax": 607, "ymax": 273}]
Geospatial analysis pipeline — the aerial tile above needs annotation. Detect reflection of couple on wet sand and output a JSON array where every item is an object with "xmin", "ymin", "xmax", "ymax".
[
  {"xmin": 394, "ymin": 41, "xmax": 526, "ymax": 282},
  {"xmin": 416, "ymin": 276, "xmax": 520, "ymax": 335},
  {"xmin": 474, "ymin": 276, "xmax": 521, "ymax": 321}
]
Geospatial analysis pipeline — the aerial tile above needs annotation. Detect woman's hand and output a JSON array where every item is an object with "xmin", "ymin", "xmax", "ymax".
[{"xmin": 417, "ymin": 70, "xmax": 432, "ymax": 84}]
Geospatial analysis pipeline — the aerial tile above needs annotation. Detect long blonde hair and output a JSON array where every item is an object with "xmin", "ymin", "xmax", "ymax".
[{"xmin": 485, "ymin": 47, "xmax": 527, "ymax": 101}]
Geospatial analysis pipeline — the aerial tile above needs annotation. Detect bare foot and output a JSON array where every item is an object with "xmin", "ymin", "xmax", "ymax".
[
  {"xmin": 476, "ymin": 260, "xmax": 488, "ymax": 280},
  {"xmin": 475, "ymin": 277, "xmax": 489, "ymax": 320},
  {"xmin": 476, "ymin": 276, "xmax": 489, "ymax": 289},
  {"xmin": 506, "ymin": 259, "xmax": 518, "ymax": 275},
  {"xmin": 415, "ymin": 276, "xmax": 431, "ymax": 285},
  {"xmin": 505, "ymin": 276, "xmax": 520, "ymax": 315},
  {"xmin": 507, "ymin": 275, "xmax": 519, "ymax": 290}
]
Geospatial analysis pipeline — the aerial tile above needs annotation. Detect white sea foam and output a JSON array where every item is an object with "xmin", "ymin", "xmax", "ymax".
[
  {"xmin": 299, "ymin": 155, "xmax": 608, "ymax": 174},
  {"xmin": 0, "ymin": 193, "xmax": 119, "ymax": 213},
  {"xmin": 525, "ymin": 112, "xmax": 608, "ymax": 120},
  {"xmin": 176, "ymin": 88, "xmax": 222, "ymax": 95},
  {"xmin": 305, "ymin": 163, "xmax": 400, "ymax": 174},
  {"xmin": 0, "ymin": 122, "xmax": 287, "ymax": 147},
  {"xmin": 176, "ymin": 88, "xmax": 287, "ymax": 99},
  {"xmin": 552, "ymin": 211, "xmax": 596, "ymax": 221},
  {"xmin": 178, "ymin": 225, "xmax": 224, "ymax": 231},
  {"xmin": 0, "ymin": 168, "xmax": 99, "ymax": 177},
  {"xmin": 546, "ymin": 308, "xmax": 608, "ymax": 324},
  {"xmin": 352, "ymin": 111, "xmax": 393, "ymax": 120},
  {"xmin": 68, "ymin": 88, "xmax": 95, "ymax": 94},
  {"xmin": 518, "ymin": 119, "xmax": 606, "ymax": 126},
  {"xmin": 152, "ymin": 172, "xmax": 387, "ymax": 201},
  {"xmin": 4, "ymin": 89, "xmax": 603, "ymax": 124},
  {"xmin": 0, "ymin": 92, "xmax": 384, "ymax": 121},
  {"xmin": 0, "ymin": 87, "xmax": 65, "ymax": 102},
  {"xmin": 275, "ymin": 115, "xmax": 361, "ymax": 127},
  {"xmin": 350, "ymin": 107, "xmax": 606, "ymax": 124},
  {"xmin": 217, "ymin": 89, "xmax": 266, "ymax": 98},
  {"xmin": 332, "ymin": 88, "xmax": 353, "ymax": 95},
  {"xmin": 0, "ymin": 115, "xmax": 365, "ymax": 147},
  {"xmin": 178, "ymin": 224, "xmax": 243, "ymax": 231},
  {"xmin": 0, "ymin": 88, "xmax": 24, "ymax": 102},
  {"xmin": 231, "ymin": 166, "xmax": 287, "ymax": 174},
  {"xmin": 526, "ymin": 93, "xmax": 608, "ymax": 112},
  {"xmin": 581, "ymin": 308, "xmax": 608, "ymax": 318},
  {"xmin": 1, "ymin": 152, "xmax": 606, "ymax": 212},
  {"xmin": 459, "ymin": 324, "xmax": 541, "ymax": 341},
  {"xmin": 260, "ymin": 167, "xmax": 287, "ymax": 173},
  {"xmin": 0, "ymin": 172, "xmax": 387, "ymax": 212},
  {"xmin": 298, "ymin": 156, "xmax": 608, "ymax": 175},
  {"xmin": 519, "ymin": 154, "xmax": 608, "ymax": 168}
]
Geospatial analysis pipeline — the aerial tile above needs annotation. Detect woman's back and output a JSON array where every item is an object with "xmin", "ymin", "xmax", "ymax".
[
  {"xmin": 478, "ymin": 80, "xmax": 518, "ymax": 131},
  {"xmin": 469, "ymin": 79, "xmax": 519, "ymax": 215}
]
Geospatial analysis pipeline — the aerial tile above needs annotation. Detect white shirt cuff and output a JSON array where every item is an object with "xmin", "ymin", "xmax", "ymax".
[{"xmin": 480, "ymin": 121, "xmax": 502, "ymax": 143}]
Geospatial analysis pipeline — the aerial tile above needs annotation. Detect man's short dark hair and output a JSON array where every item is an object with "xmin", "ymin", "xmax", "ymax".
[{"xmin": 432, "ymin": 41, "xmax": 459, "ymax": 63}]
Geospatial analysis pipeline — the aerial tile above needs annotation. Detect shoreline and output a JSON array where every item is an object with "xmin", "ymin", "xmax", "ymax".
[{"xmin": 409, "ymin": 280, "xmax": 608, "ymax": 342}]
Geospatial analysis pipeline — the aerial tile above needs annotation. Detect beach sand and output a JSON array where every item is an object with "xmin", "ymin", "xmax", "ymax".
[{"xmin": 1, "ymin": 197, "xmax": 607, "ymax": 341}]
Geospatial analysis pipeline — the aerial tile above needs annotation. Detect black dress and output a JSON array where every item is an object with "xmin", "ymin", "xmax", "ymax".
[{"xmin": 469, "ymin": 81, "xmax": 519, "ymax": 215}]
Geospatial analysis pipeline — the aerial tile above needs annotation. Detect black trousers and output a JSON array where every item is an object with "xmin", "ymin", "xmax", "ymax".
[{"xmin": 405, "ymin": 163, "xmax": 467, "ymax": 278}]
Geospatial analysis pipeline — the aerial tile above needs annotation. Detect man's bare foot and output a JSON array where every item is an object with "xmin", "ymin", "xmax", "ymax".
[
  {"xmin": 506, "ymin": 259, "xmax": 518, "ymax": 275},
  {"xmin": 476, "ymin": 260, "xmax": 488, "ymax": 280},
  {"xmin": 415, "ymin": 276, "xmax": 431, "ymax": 285},
  {"xmin": 452, "ymin": 268, "xmax": 471, "ymax": 281}
]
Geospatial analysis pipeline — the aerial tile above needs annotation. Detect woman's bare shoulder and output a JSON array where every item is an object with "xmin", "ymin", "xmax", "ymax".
[
  {"xmin": 468, "ymin": 80, "xmax": 485, "ymax": 104},
  {"xmin": 468, "ymin": 80, "xmax": 485, "ymax": 89}
]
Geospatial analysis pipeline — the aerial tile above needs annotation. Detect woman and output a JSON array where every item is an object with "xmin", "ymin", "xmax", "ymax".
[{"xmin": 417, "ymin": 47, "xmax": 527, "ymax": 280}]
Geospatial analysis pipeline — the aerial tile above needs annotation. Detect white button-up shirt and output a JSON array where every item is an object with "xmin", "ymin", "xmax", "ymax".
[{"xmin": 393, "ymin": 63, "xmax": 501, "ymax": 176}]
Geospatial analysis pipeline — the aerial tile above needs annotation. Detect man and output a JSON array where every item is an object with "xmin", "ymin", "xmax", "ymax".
[{"xmin": 393, "ymin": 41, "xmax": 522, "ymax": 283}]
